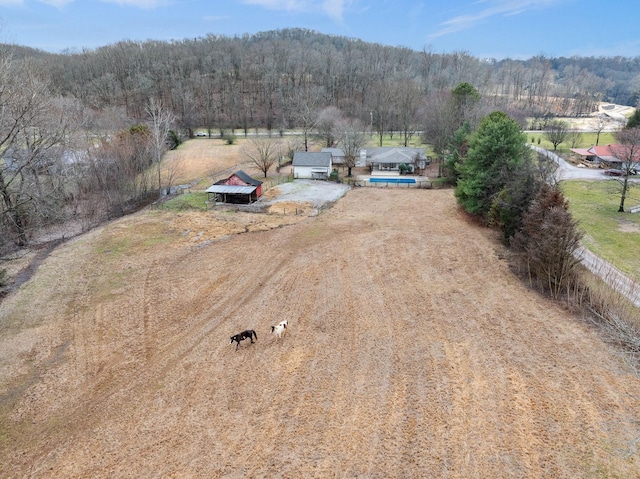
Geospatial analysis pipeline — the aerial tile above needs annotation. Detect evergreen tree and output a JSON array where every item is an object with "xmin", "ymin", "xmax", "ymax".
[
  {"xmin": 489, "ymin": 161, "xmax": 542, "ymax": 244},
  {"xmin": 626, "ymin": 109, "xmax": 640, "ymax": 129},
  {"xmin": 455, "ymin": 111, "xmax": 530, "ymax": 218},
  {"xmin": 443, "ymin": 121, "xmax": 471, "ymax": 183}
]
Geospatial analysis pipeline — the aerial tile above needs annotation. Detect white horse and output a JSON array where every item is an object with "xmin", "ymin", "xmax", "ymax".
[{"xmin": 270, "ymin": 320, "xmax": 288, "ymax": 339}]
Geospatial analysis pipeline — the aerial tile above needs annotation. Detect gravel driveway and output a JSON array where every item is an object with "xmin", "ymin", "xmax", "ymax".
[{"xmin": 258, "ymin": 179, "xmax": 351, "ymax": 208}]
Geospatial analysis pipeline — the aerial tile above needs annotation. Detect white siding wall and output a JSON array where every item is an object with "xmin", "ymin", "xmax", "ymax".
[{"xmin": 293, "ymin": 166, "xmax": 331, "ymax": 179}]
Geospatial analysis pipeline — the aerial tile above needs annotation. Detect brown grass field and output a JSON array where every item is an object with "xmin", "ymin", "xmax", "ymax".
[{"xmin": 1, "ymin": 138, "xmax": 640, "ymax": 478}]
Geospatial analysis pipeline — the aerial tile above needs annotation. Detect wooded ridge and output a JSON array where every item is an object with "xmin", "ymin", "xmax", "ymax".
[
  {"xmin": 1, "ymin": 28, "xmax": 639, "ymax": 257},
  {"xmin": 7, "ymin": 28, "xmax": 640, "ymax": 130}
]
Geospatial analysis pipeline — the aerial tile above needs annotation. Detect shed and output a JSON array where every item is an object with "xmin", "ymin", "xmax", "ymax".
[
  {"xmin": 321, "ymin": 147, "xmax": 345, "ymax": 166},
  {"xmin": 292, "ymin": 151, "xmax": 333, "ymax": 180},
  {"xmin": 206, "ymin": 170, "xmax": 263, "ymax": 204}
]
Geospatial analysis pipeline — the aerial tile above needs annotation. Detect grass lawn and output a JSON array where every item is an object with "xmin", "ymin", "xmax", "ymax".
[
  {"xmin": 158, "ymin": 192, "xmax": 210, "ymax": 211},
  {"xmin": 561, "ymin": 180, "xmax": 640, "ymax": 281},
  {"xmin": 527, "ymin": 132, "xmax": 618, "ymax": 155}
]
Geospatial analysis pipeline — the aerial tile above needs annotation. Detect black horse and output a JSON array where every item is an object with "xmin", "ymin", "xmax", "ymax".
[{"xmin": 230, "ymin": 329, "xmax": 257, "ymax": 351}]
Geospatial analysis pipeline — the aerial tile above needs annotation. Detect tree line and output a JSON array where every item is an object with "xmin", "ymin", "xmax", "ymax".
[
  {"xmin": 17, "ymin": 29, "xmax": 640, "ymax": 134},
  {"xmin": 1, "ymin": 28, "xmax": 640, "ymax": 258}
]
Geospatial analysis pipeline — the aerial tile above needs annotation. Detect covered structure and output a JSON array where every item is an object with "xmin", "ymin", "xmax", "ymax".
[{"xmin": 206, "ymin": 170, "xmax": 263, "ymax": 204}]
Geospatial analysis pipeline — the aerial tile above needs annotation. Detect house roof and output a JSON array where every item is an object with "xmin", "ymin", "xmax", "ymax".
[
  {"xmin": 570, "ymin": 148, "xmax": 593, "ymax": 156},
  {"xmin": 571, "ymin": 144, "xmax": 640, "ymax": 163},
  {"xmin": 292, "ymin": 151, "xmax": 332, "ymax": 167},
  {"xmin": 365, "ymin": 147, "xmax": 426, "ymax": 164},
  {"xmin": 321, "ymin": 148, "xmax": 344, "ymax": 156}
]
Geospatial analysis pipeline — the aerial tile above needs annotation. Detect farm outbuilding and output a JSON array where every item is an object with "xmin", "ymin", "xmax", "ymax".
[
  {"xmin": 321, "ymin": 148, "xmax": 345, "ymax": 166},
  {"xmin": 292, "ymin": 151, "xmax": 333, "ymax": 180},
  {"xmin": 205, "ymin": 170, "xmax": 263, "ymax": 204}
]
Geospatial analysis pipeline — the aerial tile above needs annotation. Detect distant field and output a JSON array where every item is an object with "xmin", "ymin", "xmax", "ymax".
[{"xmin": 527, "ymin": 132, "xmax": 618, "ymax": 155}]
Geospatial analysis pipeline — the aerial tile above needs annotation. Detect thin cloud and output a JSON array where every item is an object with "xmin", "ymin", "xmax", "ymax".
[
  {"xmin": 241, "ymin": 0, "xmax": 348, "ymax": 21},
  {"xmin": 429, "ymin": 0, "xmax": 564, "ymax": 39},
  {"xmin": 100, "ymin": 0, "xmax": 171, "ymax": 7},
  {"xmin": 322, "ymin": 0, "xmax": 346, "ymax": 21},
  {"xmin": 40, "ymin": 0, "xmax": 73, "ymax": 6},
  {"xmin": 0, "ymin": 0, "xmax": 75, "ymax": 7},
  {"xmin": 0, "ymin": 0, "xmax": 166, "ymax": 6},
  {"xmin": 241, "ymin": 0, "xmax": 312, "ymax": 12}
]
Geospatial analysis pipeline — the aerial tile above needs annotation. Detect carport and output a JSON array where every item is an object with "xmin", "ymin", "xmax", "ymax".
[{"xmin": 205, "ymin": 184, "xmax": 258, "ymax": 204}]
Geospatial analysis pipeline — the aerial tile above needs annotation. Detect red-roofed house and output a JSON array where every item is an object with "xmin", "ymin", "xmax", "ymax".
[{"xmin": 570, "ymin": 144, "xmax": 640, "ymax": 168}]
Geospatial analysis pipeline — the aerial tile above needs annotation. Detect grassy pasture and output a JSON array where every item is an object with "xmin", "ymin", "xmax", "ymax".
[
  {"xmin": 561, "ymin": 180, "xmax": 640, "ymax": 281},
  {"xmin": 527, "ymin": 131, "xmax": 618, "ymax": 155}
]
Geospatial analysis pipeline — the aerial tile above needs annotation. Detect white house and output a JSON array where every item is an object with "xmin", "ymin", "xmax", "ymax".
[
  {"xmin": 292, "ymin": 151, "xmax": 333, "ymax": 180},
  {"xmin": 361, "ymin": 147, "xmax": 429, "ymax": 175}
]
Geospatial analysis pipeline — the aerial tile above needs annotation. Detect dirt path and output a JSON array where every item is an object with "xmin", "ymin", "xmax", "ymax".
[{"xmin": 1, "ymin": 188, "xmax": 640, "ymax": 478}]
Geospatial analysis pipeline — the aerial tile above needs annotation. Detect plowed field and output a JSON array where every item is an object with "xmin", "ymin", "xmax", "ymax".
[{"xmin": 1, "ymin": 140, "xmax": 640, "ymax": 478}]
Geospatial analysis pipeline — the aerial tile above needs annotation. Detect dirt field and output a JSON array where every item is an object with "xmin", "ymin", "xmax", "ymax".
[{"xmin": 1, "ymin": 140, "xmax": 640, "ymax": 478}]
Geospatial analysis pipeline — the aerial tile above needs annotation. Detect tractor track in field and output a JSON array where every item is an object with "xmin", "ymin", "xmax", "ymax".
[{"xmin": 1, "ymin": 185, "xmax": 640, "ymax": 477}]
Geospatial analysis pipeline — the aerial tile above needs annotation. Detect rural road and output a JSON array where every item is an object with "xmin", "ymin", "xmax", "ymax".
[{"xmin": 528, "ymin": 144, "xmax": 607, "ymax": 181}]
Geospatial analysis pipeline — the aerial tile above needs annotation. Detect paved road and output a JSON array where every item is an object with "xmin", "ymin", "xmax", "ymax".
[
  {"xmin": 576, "ymin": 246, "xmax": 640, "ymax": 308},
  {"xmin": 528, "ymin": 145, "xmax": 606, "ymax": 181},
  {"xmin": 529, "ymin": 144, "xmax": 640, "ymax": 307}
]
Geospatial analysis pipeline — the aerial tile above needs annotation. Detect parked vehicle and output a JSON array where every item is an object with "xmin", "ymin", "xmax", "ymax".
[{"xmin": 604, "ymin": 169, "xmax": 625, "ymax": 176}]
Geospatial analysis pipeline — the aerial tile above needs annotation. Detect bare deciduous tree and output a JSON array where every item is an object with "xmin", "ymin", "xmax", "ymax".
[
  {"xmin": 83, "ymin": 125, "xmax": 155, "ymax": 218},
  {"xmin": 146, "ymin": 98, "xmax": 176, "ymax": 196},
  {"xmin": 337, "ymin": 118, "xmax": 368, "ymax": 177},
  {"xmin": 241, "ymin": 138, "xmax": 283, "ymax": 178},
  {"xmin": 394, "ymin": 79, "xmax": 422, "ymax": 147},
  {"xmin": 594, "ymin": 114, "xmax": 608, "ymax": 146},
  {"xmin": 567, "ymin": 130, "xmax": 584, "ymax": 148},
  {"xmin": 611, "ymin": 127, "xmax": 640, "ymax": 212},
  {"xmin": 0, "ymin": 52, "xmax": 76, "ymax": 248},
  {"xmin": 316, "ymin": 106, "xmax": 342, "ymax": 148},
  {"xmin": 291, "ymin": 87, "xmax": 321, "ymax": 151},
  {"xmin": 543, "ymin": 120, "xmax": 569, "ymax": 151}
]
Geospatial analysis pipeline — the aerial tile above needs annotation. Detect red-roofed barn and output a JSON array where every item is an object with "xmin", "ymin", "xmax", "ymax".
[{"xmin": 206, "ymin": 170, "xmax": 263, "ymax": 204}]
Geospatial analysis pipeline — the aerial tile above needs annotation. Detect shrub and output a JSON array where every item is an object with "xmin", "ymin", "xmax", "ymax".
[
  {"xmin": 511, "ymin": 184, "xmax": 583, "ymax": 299},
  {"xmin": 167, "ymin": 130, "xmax": 181, "ymax": 150}
]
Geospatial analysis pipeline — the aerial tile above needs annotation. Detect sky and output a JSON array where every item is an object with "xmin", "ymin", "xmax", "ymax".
[{"xmin": 1, "ymin": 0, "xmax": 639, "ymax": 60}]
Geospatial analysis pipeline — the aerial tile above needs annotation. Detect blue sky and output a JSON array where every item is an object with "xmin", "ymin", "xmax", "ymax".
[{"xmin": 1, "ymin": 0, "xmax": 639, "ymax": 60}]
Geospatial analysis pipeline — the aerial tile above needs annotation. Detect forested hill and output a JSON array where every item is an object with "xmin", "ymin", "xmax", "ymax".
[
  {"xmin": 4, "ymin": 28, "xmax": 638, "ymax": 131},
  {"xmin": 1, "ymin": 27, "xmax": 640, "ymax": 255}
]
